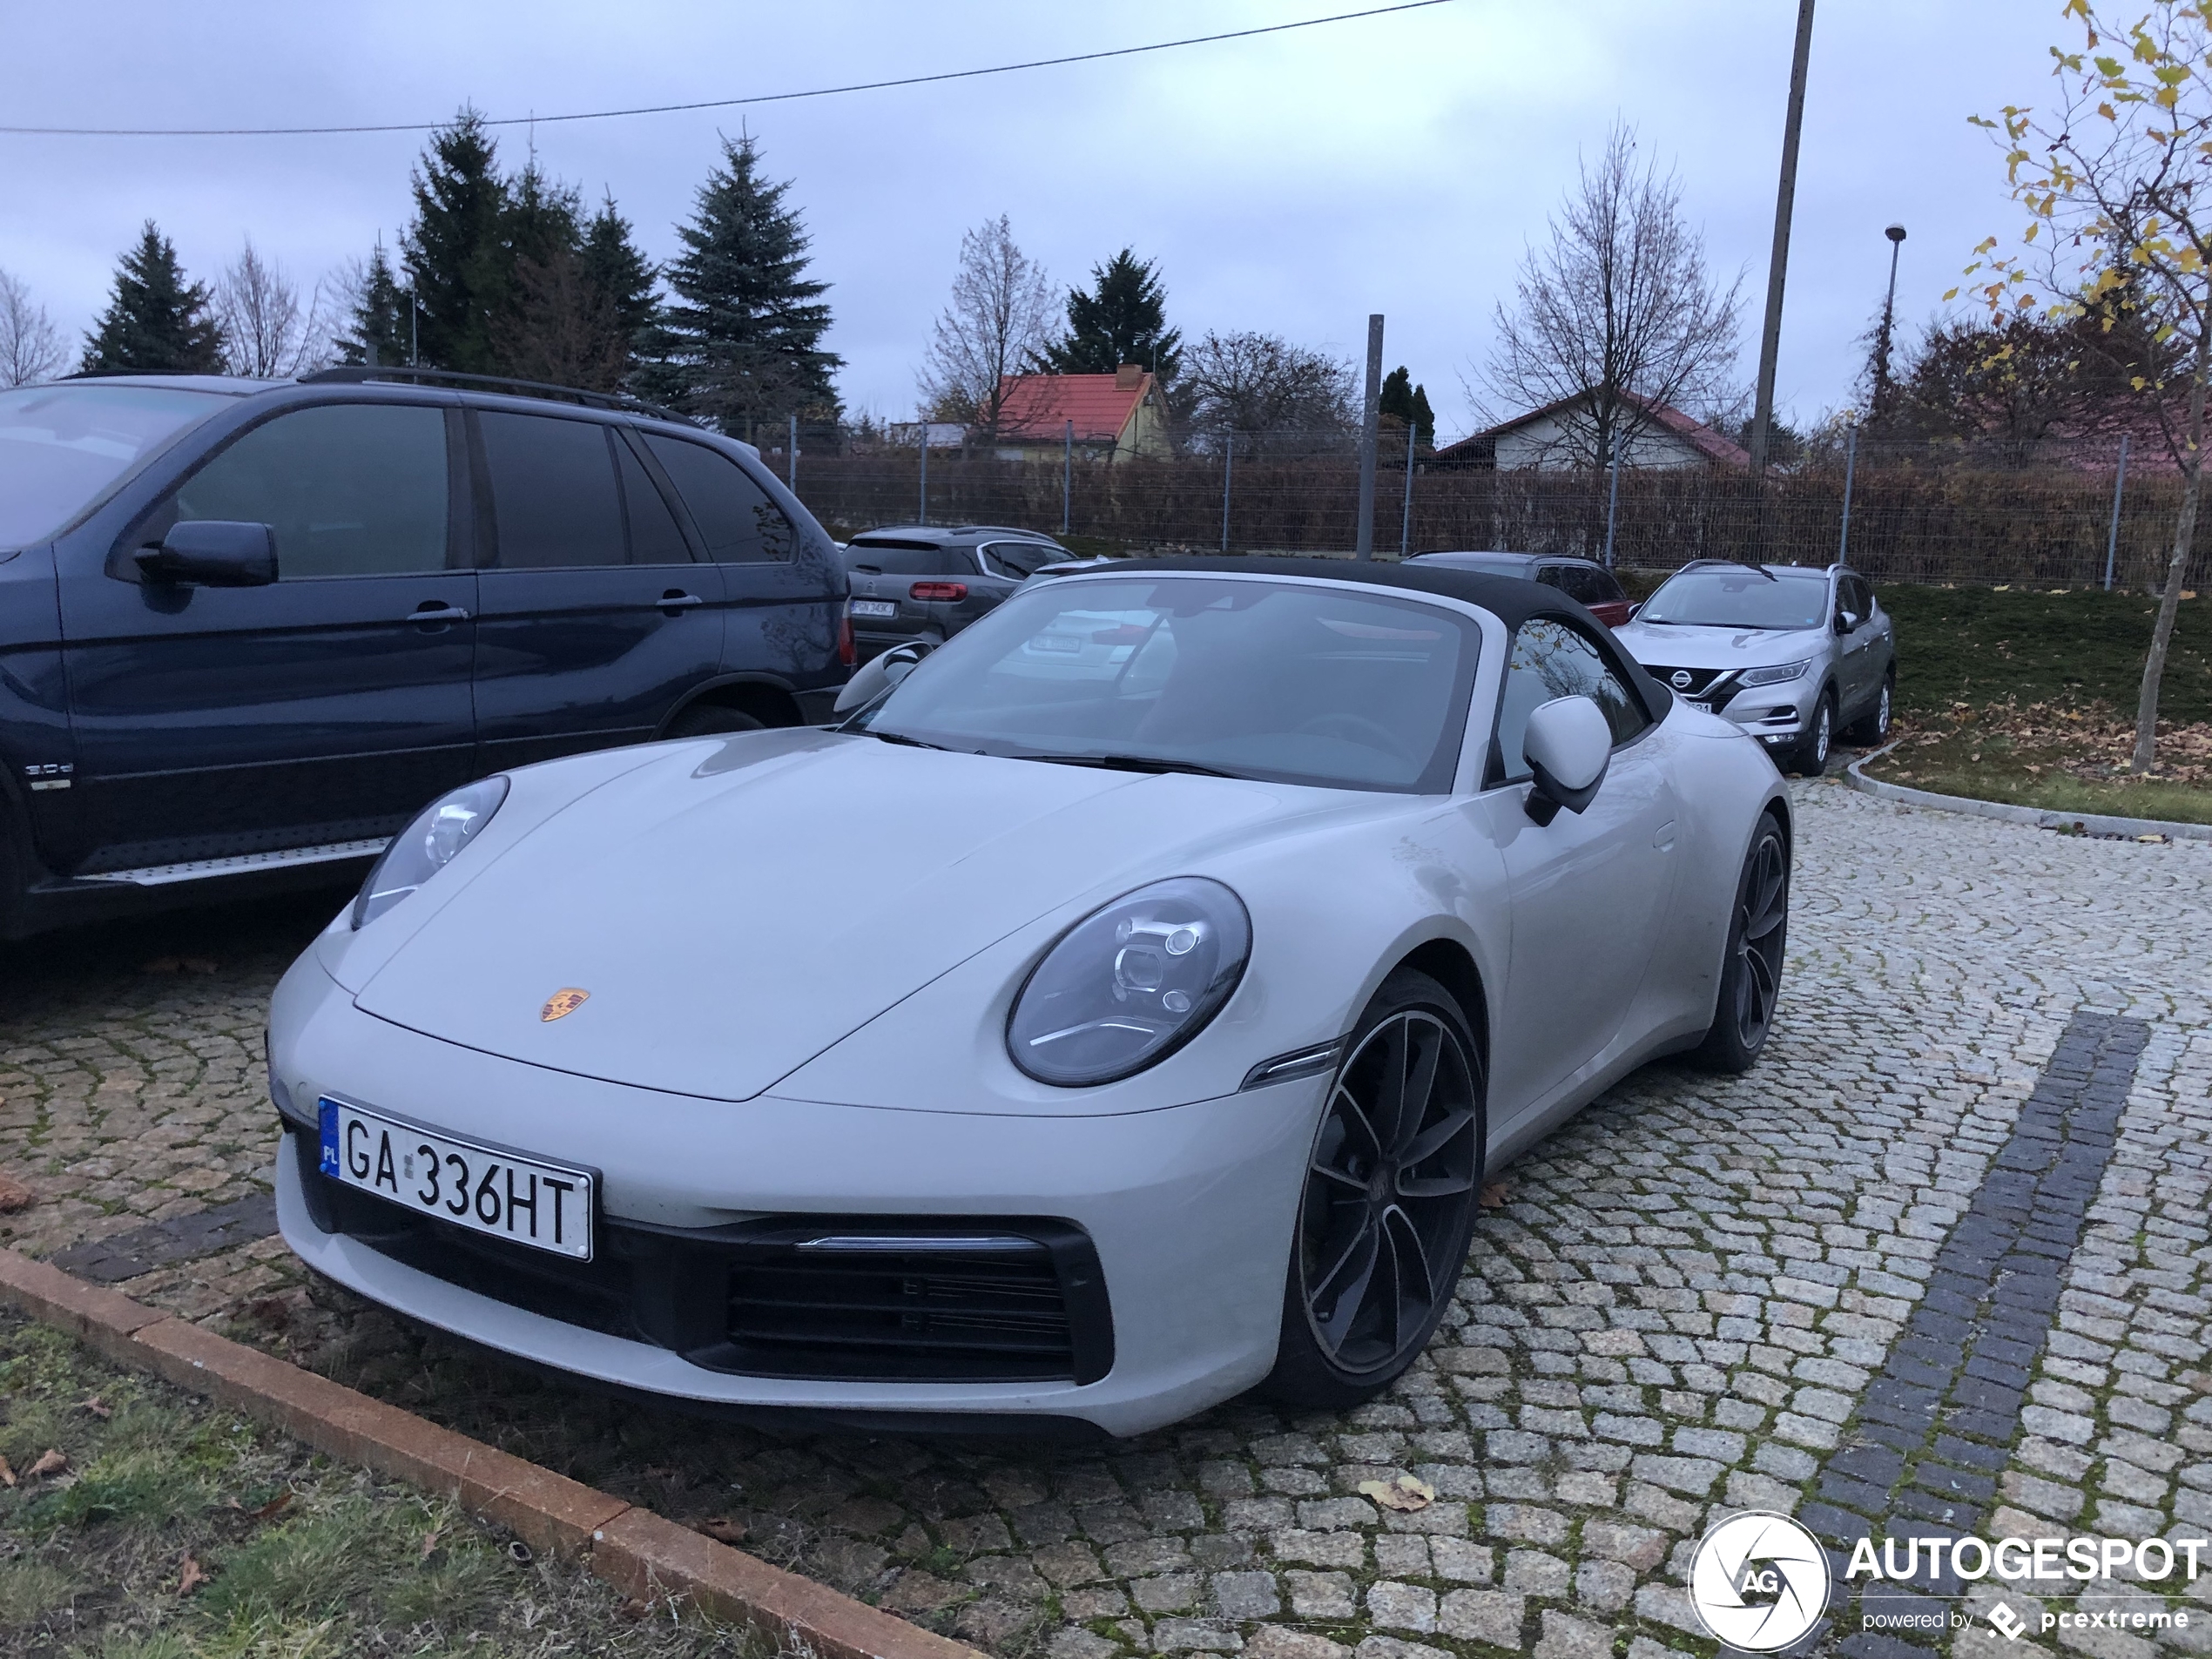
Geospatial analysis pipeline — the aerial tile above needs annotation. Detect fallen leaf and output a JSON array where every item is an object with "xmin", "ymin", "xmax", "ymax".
[
  {"xmin": 420, "ymin": 1527, "xmax": 442, "ymax": 1561},
  {"xmin": 178, "ymin": 1554, "xmax": 209, "ymax": 1597},
  {"xmin": 1359, "ymin": 1474, "xmax": 1437, "ymax": 1513},
  {"xmin": 618, "ymin": 1598, "xmax": 651, "ymax": 1620},
  {"xmin": 2138, "ymin": 833, "xmax": 2169, "ymax": 844},
  {"xmin": 26, "ymin": 1449, "xmax": 67, "ymax": 1480},
  {"xmin": 1478, "ymin": 1181, "xmax": 1511, "ymax": 1210},
  {"xmin": 0, "ymin": 1170, "xmax": 32, "ymax": 1212},
  {"xmin": 0, "ymin": 1455, "xmax": 14, "ymax": 1488},
  {"xmin": 78, "ymin": 1396, "xmax": 111, "ymax": 1420},
  {"xmin": 693, "ymin": 1516, "xmax": 749, "ymax": 1546}
]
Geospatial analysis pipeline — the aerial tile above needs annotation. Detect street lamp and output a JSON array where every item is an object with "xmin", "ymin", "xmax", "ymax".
[{"xmin": 1871, "ymin": 223, "xmax": 1906, "ymax": 426}]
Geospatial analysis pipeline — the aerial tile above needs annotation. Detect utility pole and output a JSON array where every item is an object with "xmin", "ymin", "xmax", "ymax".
[
  {"xmin": 1399, "ymin": 423, "xmax": 1418, "ymax": 557},
  {"xmin": 1838, "ymin": 423, "xmax": 1858, "ymax": 565},
  {"xmin": 1602, "ymin": 443, "xmax": 1622, "ymax": 570},
  {"xmin": 2104, "ymin": 434, "xmax": 2130, "ymax": 591},
  {"xmin": 1062, "ymin": 418, "xmax": 1073, "ymax": 535},
  {"xmin": 1746, "ymin": 0, "xmax": 1817, "ymax": 481},
  {"xmin": 1355, "ymin": 314, "xmax": 1384, "ymax": 560},
  {"xmin": 787, "ymin": 414, "xmax": 799, "ymax": 489},
  {"xmin": 410, "ymin": 293, "xmax": 421, "ymax": 368},
  {"xmin": 917, "ymin": 423, "xmax": 927, "ymax": 526},
  {"xmin": 1870, "ymin": 225, "xmax": 1907, "ymax": 426},
  {"xmin": 1221, "ymin": 435, "xmax": 1234, "ymax": 553}
]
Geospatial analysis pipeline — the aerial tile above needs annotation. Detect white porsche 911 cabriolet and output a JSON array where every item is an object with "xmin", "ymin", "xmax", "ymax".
[{"xmin": 268, "ymin": 557, "xmax": 1791, "ymax": 1436}]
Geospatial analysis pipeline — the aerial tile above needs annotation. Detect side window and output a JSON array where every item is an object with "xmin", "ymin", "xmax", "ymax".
[
  {"xmin": 1493, "ymin": 617, "xmax": 1649, "ymax": 782},
  {"xmin": 943, "ymin": 546, "xmax": 981, "ymax": 577},
  {"xmin": 846, "ymin": 543, "xmax": 942, "ymax": 576},
  {"xmin": 1534, "ymin": 564, "xmax": 1571, "ymax": 592},
  {"xmin": 479, "ymin": 412, "xmax": 625, "ymax": 569},
  {"xmin": 1593, "ymin": 569, "xmax": 1628, "ymax": 604},
  {"xmin": 1850, "ymin": 575, "xmax": 1876, "ymax": 620},
  {"xmin": 644, "ymin": 435, "xmax": 796, "ymax": 563},
  {"xmin": 613, "ymin": 435, "xmax": 694, "ymax": 565},
  {"xmin": 164, "ymin": 403, "xmax": 448, "ymax": 578},
  {"xmin": 981, "ymin": 541, "xmax": 1064, "ymax": 578}
]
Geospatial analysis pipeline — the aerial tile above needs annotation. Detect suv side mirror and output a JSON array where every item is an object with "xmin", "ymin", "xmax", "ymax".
[
  {"xmin": 1836, "ymin": 609, "xmax": 1860, "ymax": 634},
  {"xmin": 1522, "ymin": 696, "xmax": 1612, "ymax": 826},
  {"xmin": 833, "ymin": 639, "xmax": 932, "ymax": 715},
  {"xmin": 136, "ymin": 521, "xmax": 277, "ymax": 587},
  {"xmin": 1625, "ymin": 602, "xmax": 1642, "ymax": 622}
]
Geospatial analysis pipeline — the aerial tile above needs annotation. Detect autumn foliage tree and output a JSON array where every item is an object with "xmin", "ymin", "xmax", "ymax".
[{"xmin": 1967, "ymin": 0, "xmax": 2212, "ymax": 772}]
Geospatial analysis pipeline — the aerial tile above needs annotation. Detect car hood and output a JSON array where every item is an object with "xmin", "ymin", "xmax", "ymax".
[
  {"xmin": 1614, "ymin": 621, "xmax": 1826, "ymax": 670},
  {"xmin": 352, "ymin": 730, "xmax": 1301, "ymax": 1103}
]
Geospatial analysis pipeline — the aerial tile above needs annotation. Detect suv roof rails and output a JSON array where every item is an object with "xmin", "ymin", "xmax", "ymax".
[{"xmin": 299, "ymin": 365, "xmax": 691, "ymax": 426}]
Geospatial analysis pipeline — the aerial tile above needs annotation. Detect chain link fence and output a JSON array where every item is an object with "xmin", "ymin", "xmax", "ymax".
[{"xmin": 759, "ymin": 422, "xmax": 2207, "ymax": 591}]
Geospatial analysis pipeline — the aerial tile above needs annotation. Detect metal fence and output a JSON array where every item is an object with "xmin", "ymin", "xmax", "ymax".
[{"xmin": 757, "ymin": 422, "xmax": 2207, "ymax": 590}]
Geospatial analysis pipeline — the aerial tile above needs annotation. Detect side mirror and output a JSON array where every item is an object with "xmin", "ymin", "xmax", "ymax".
[
  {"xmin": 1522, "ymin": 696, "xmax": 1613, "ymax": 826},
  {"xmin": 1625, "ymin": 602, "xmax": 1642, "ymax": 622},
  {"xmin": 1836, "ymin": 610, "xmax": 1859, "ymax": 634},
  {"xmin": 832, "ymin": 640, "xmax": 931, "ymax": 716},
  {"xmin": 136, "ymin": 521, "xmax": 277, "ymax": 587}
]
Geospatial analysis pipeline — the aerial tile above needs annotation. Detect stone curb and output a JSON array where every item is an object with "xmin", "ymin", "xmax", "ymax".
[
  {"xmin": 1843, "ymin": 743, "xmax": 2212, "ymax": 842},
  {"xmin": 0, "ymin": 1246, "xmax": 984, "ymax": 1659}
]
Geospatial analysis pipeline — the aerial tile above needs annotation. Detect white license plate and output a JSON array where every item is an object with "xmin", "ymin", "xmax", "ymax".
[
  {"xmin": 1028, "ymin": 633, "xmax": 1083, "ymax": 653},
  {"xmin": 849, "ymin": 599, "xmax": 897, "ymax": 619},
  {"xmin": 1688, "ymin": 700, "xmax": 1712, "ymax": 713},
  {"xmin": 318, "ymin": 1099, "xmax": 595, "ymax": 1260}
]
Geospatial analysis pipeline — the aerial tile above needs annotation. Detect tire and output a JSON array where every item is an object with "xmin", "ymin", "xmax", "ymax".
[
  {"xmin": 664, "ymin": 704, "xmax": 766, "ymax": 740},
  {"xmin": 1790, "ymin": 689, "xmax": 1835, "ymax": 776},
  {"xmin": 1844, "ymin": 670, "xmax": 1893, "ymax": 746},
  {"xmin": 1264, "ymin": 968, "xmax": 1485, "ymax": 1410},
  {"xmin": 1690, "ymin": 816, "xmax": 1791, "ymax": 1074}
]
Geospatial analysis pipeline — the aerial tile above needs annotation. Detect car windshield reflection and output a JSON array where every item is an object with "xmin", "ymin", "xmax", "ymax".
[
  {"xmin": 1638, "ymin": 568, "xmax": 1828, "ymax": 630},
  {"xmin": 847, "ymin": 576, "xmax": 1481, "ymax": 793}
]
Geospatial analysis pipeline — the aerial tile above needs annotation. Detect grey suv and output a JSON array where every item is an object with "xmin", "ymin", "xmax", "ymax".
[
  {"xmin": 842, "ymin": 524, "xmax": 1071, "ymax": 662},
  {"xmin": 1613, "ymin": 560, "xmax": 1896, "ymax": 775}
]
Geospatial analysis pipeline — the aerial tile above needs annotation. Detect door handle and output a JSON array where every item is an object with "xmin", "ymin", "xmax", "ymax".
[
  {"xmin": 658, "ymin": 590, "xmax": 706, "ymax": 611},
  {"xmin": 408, "ymin": 602, "xmax": 470, "ymax": 624}
]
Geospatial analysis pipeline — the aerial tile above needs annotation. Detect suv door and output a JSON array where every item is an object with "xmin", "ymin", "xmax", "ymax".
[
  {"xmin": 1832, "ymin": 572, "xmax": 1879, "ymax": 717},
  {"xmin": 639, "ymin": 432, "xmax": 833, "ymax": 697},
  {"xmin": 1478, "ymin": 616, "xmax": 1679, "ymax": 1119},
  {"xmin": 55, "ymin": 398, "xmax": 476, "ymax": 874},
  {"xmin": 471, "ymin": 408, "xmax": 727, "ymax": 772}
]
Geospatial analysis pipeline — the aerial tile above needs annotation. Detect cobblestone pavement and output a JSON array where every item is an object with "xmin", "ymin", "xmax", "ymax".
[{"xmin": 5, "ymin": 780, "xmax": 2211, "ymax": 1659}]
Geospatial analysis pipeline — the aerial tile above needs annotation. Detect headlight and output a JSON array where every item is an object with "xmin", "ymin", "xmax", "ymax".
[
  {"xmin": 1738, "ymin": 658, "xmax": 1811, "ymax": 687},
  {"xmin": 351, "ymin": 776, "xmax": 509, "ymax": 929},
  {"xmin": 1007, "ymin": 877, "xmax": 1251, "ymax": 1086}
]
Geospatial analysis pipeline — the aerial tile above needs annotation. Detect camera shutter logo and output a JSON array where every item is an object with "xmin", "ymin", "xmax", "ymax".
[{"xmin": 1689, "ymin": 1511, "xmax": 1831, "ymax": 1651}]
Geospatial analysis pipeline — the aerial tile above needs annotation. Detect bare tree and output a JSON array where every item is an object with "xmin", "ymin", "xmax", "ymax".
[
  {"xmin": 1178, "ymin": 330, "xmax": 1356, "ymax": 452},
  {"xmin": 0, "ymin": 268, "xmax": 66, "ymax": 388},
  {"xmin": 916, "ymin": 215, "xmax": 1055, "ymax": 435},
  {"xmin": 1478, "ymin": 122, "xmax": 1743, "ymax": 468},
  {"xmin": 214, "ymin": 239, "xmax": 332, "ymax": 378}
]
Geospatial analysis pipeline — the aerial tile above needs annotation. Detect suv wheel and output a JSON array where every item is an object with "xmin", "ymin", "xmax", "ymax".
[
  {"xmin": 1844, "ymin": 671, "xmax": 1893, "ymax": 746},
  {"xmin": 1792, "ymin": 691, "xmax": 1834, "ymax": 776}
]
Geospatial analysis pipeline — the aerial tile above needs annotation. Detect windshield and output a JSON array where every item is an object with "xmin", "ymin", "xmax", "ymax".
[
  {"xmin": 1639, "ymin": 567, "xmax": 1828, "ymax": 630},
  {"xmin": 849, "ymin": 576, "xmax": 1480, "ymax": 792},
  {"xmin": 0, "ymin": 383, "xmax": 229, "ymax": 550}
]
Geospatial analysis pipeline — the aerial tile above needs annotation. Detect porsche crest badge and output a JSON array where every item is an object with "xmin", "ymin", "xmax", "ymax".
[{"xmin": 540, "ymin": 988, "xmax": 590, "ymax": 1022}]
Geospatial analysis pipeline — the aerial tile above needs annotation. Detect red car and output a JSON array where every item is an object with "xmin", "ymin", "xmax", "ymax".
[{"xmin": 1405, "ymin": 550, "xmax": 1633, "ymax": 628}]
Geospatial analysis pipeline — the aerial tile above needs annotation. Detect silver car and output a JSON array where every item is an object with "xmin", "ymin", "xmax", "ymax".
[{"xmin": 1614, "ymin": 561, "xmax": 1896, "ymax": 774}]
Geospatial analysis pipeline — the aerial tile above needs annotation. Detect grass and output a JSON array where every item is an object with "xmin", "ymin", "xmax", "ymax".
[{"xmin": 0, "ymin": 1309, "xmax": 765, "ymax": 1658}]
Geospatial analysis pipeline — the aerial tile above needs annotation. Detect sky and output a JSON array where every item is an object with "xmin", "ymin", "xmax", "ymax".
[{"xmin": 3, "ymin": 1, "xmax": 2064, "ymax": 442}]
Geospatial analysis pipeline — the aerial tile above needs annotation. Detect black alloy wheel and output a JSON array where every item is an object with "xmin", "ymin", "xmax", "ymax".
[
  {"xmin": 1266, "ymin": 968, "xmax": 1483, "ymax": 1406},
  {"xmin": 1846, "ymin": 671, "xmax": 1894, "ymax": 745},
  {"xmin": 1692, "ymin": 818, "xmax": 1790, "ymax": 1074}
]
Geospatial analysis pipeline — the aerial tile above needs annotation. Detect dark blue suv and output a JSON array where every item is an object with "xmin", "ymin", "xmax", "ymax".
[{"xmin": 0, "ymin": 369, "xmax": 850, "ymax": 937}]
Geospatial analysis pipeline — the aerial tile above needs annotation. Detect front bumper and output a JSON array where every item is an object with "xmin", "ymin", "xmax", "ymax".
[
  {"xmin": 269, "ymin": 955, "xmax": 1320, "ymax": 1436},
  {"xmin": 1703, "ymin": 676, "xmax": 1820, "ymax": 750}
]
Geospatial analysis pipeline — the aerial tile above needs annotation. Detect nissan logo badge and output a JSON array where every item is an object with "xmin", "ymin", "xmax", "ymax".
[{"xmin": 1670, "ymin": 670, "xmax": 1693, "ymax": 690}]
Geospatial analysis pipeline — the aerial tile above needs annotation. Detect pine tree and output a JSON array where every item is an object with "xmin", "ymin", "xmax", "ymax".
[
  {"xmin": 401, "ymin": 109, "xmax": 511, "ymax": 374},
  {"xmin": 334, "ymin": 240, "xmax": 412, "ymax": 367},
  {"xmin": 581, "ymin": 196, "xmax": 658, "ymax": 350},
  {"xmin": 1037, "ymin": 249, "xmax": 1181, "ymax": 381},
  {"xmin": 79, "ymin": 221, "xmax": 223, "ymax": 374},
  {"xmin": 1410, "ymin": 383, "xmax": 1435, "ymax": 448},
  {"xmin": 642, "ymin": 135, "xmax": 840, "ymax": 434},
  {"xmin": 1379, "ymin": 366, "xmax": 1413, "ymax": 426}
]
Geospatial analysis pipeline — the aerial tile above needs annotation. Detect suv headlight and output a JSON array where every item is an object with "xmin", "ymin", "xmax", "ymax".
[
  {"xmin": 352, "ymin": 776, "xmax": 509, "ymax": 929},
  {"xmin": 1007, "ymin": 877, "xmax": 1251, "ymax": 1086},
  {"xmin": 1738, "ymin": 658, "xmax": 1811, "ymax": 687}
]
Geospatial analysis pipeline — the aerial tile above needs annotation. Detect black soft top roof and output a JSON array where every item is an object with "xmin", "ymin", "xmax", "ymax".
[{"xmin": 1060, "ymin": 554, "xmax": 1672, "ymax": 719}]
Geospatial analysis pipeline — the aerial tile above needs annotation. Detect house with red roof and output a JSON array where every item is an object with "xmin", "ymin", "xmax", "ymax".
[
  {"xmin": 1434, "ymin": 391, "xmax": 1749, "ymax": 471},
  {"xmin": 987, "ymin": 364, "xmax": 1174, "ymax": 462}
]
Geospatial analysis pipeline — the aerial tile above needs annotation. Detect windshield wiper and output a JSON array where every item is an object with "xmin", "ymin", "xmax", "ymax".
[
  {"xmin": 1002, "ymin": 752, "xmax": 1243, "ymax": 779},
  {"xmin": 864, "ymin": 729, "xmax": 950, "ymax": 751}
]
